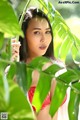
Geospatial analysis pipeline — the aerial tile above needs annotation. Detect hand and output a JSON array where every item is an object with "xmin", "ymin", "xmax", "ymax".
[{"xmin": 11, "ymin": 38, "xmax": 21, "ymax": 61}]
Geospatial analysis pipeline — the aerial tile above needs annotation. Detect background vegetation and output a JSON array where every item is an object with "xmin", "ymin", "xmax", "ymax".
[{"xmin": 0, "ymin": 0, "xmax": 80, "ymax": 120}]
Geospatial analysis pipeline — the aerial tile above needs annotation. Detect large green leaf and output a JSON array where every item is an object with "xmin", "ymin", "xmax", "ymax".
[
  {"xmin": 72, "ymin": 82, "xmax": 80, "ymax": 92},
  {"xmin": 0, "ymin": 0, "xmax": 23, "ymax": 37},
  {"xmin": 57, "ymin": 68, "xmax": 79, "ymax": 84},
  {"xmin": 49, "ymin": 81, "xmax": 67, "ymax": 117},
  {"xmin": 38, "ymin": 0, "xmax": 80, "ymax": 60},
  {"xmin": 68, "ymin": 89, "xmax": 80, "ymax": 120},
  {"xmin": 65, "ymin": 51, "xmax": 79, "ymax": 70},
  {"xmin": 52, "ymin": 10, "xmax": 80, "ymax": 60},
  {"xmin": 15, "ymin": 62, "xmax": 27, "ymax": 93},
  {"xmin": 32, "ymin": 72, "xmax": 52, "ymax": 112},
  {"xmin": 59, "ymin": 36, "xmax": 74, "ymax": 58},
  {"xmin": 0, "ymin": 62, "xmax": 34, "ymax": 119},
  {"xmin": 65, "ymin": 51, "xmax": 80, "ymax": 78},
  {"xmin": 8, "ymin": 80, "xmax": 34, "ymax": 120},
  {"xmin": 26, "ymin": 67, "xmax": 33, "ymax": 90},
  {"xmin": 28, "ymin": 57, "xmax": 64, "ymax": 113},
  {"xmin": 0, "ymin": 71, "xmax": 9, "ymax": 111},
  {"xmin": 28, "ymin": 56, "xmax": 50, "ymax": 70},
  {"xmin": 44, "ymin": 63, "xmax": 63, "ymax": 76}
]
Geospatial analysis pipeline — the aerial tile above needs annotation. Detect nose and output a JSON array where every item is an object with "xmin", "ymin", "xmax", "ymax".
[{"xmin": 40, "ymin": 33, "xmax": 45, "ymax": 42}]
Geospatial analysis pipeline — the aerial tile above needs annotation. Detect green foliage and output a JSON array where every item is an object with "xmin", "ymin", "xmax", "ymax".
[
  {"xmin": 0, "ymin": 61, "xmax": 34, "ymax": 120},
  {"xmin": 50, "ymin": 81, "xmax": 67, "ymax": 116},
  {"xmin": 68, "ymin": 89, "xmax": 80, "ymax": 120},
  {"xmin": 0, "ymin": 0, "xmax": 80, "ymax": 120},
  {"xmin": 8, "ymin": 80, "xmax": 34, "ymax": 120},
  {"xmin": 0, "ymin": 0, "xmax": 23, "ymax": 38},
  {"xmin": 32, "ymin": 71, "xmax": 52, "ymax": 112},
  {"xmin": 38, "ymin": 0, "xmax": 80, "ymax": 61}
]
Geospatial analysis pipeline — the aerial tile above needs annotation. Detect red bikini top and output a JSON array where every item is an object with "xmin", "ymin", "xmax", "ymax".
[
  {"xmin": 28, "ymin": 86, "xmax": 51, "ymax": 111},
  {"xmin": 28, "ymin": 86, "xmax": 67, "ymax": 111}
]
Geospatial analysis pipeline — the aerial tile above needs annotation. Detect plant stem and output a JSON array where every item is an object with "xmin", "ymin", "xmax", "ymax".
[{"xmin": 19, "ymin": 0, "xmax": 31, "ymax": 26}]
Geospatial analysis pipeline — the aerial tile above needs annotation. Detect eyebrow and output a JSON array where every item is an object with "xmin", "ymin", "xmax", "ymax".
[{"xmin": 33, "ymin": 28, "xmax": 51, "ymax": 30}]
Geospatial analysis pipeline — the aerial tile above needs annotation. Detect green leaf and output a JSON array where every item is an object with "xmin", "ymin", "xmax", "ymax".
[
  {"xmin": 32, "ymin": 72, "xmax": 52, "ymax": 112},
  {"xmin": 38, "ymin": 0, "xmax": 48, "ymax": 10},
  {"xmin": 47, "ymin": 2, "xmax": 80, "ymax": 60},
  {"xmin": 75, "ymin": 50, "xmax": 80, "ymax": 62},
  {"xmin": 0, "ymin": 72, "xmax": 9, "ymax": 111},
  {"xmin": 57, "ymin": 68, "xmax": 79, "ymax": 84},
  {"xmin": 72, "ymin": 82, "xmax": 80, "ymax": 92},
  {"xmin": 71, "ymin": 82, "xmax": 80, "ymax": 95},
  {"xmin": 26, "ymin": 67, "xmax": 33, "ymax": 90},
  {"xmin": 0, "ymin": 0, "xmax": 23, "ymax": 37},
  {"xmin": 8, "ymin": 80, "xmax": 34, "ymax": 120},
  {"xmin": 0, "ymin": 51, "xmax": 10, "ymax": 60},
  {"xmin": 16, "ymin": 62, "xmax": 27, "ymax": 93},
  {"xmin": 7, "ymin": 63, "xmax": 16, "ymax": 80},
  {"xmin": 0, "ymin": 38, "xmax": 12, "ymax": 60},
  {"xmin": 0, "ymin": 65, "xmax": 34, "ymax": 119},
  {"xmin": 0, "ymin": 59, "xmax": 9, "ymax": 71},
  {"xmin": 71, "ymin": 45, "xmax": 78, "ymax": 60},
  {"xmin": 59, "ymin": 36, "xmax": 74, "ymax": 58},
  {"xmin": 49, "ymin": 81, "xmax": 67, "ymax": 117},
  {"xmin": 44, "ymin": 63, "xmax": 62, "ymax": 76},
  {"xmin": 28, "ymin": 56, "xmax": 50, "ymax": 70},
  {"xmin": 5, "ymin": 39, "xmax": 12, "ymax": 60},
  {"xmin": 65, "ymin": 51, "xmax": 80, "ymax": 70},
  {"xmin": 68, "ymin": 89, "xmax": 80, "ymax": 120},
  {"xmin": 0, "ymin": 32, "xmax": 4, "ymax": 49}
]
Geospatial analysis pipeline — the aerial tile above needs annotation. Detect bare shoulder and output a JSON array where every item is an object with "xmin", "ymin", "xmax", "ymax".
[
  {"xmin": 42, "ymin": 58, "xmax": 65, "ymax": 71},
  {"xmin": 42, "ymin": 61, "xmax": 52, "ymax": 71}
]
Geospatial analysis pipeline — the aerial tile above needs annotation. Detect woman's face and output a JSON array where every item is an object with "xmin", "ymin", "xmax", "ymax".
[{"xmin": 26, "ymin": 17, "xmax": 52, "ymax": 58}]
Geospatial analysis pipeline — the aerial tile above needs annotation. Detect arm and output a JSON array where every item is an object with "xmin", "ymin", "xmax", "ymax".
[{"xmin": 50, "ymin": 78, "xmax": 58, "ymax": 120}]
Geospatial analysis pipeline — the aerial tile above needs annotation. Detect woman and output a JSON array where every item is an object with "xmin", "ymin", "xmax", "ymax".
[{"xmin": 12, "ymin": 7, "xmax": 66, "ymax": 120}]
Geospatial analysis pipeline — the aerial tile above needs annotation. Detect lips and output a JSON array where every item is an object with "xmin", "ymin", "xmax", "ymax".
[{"xmin": 39, "ymin": 45, "xmax": 47, "ymax": 50}]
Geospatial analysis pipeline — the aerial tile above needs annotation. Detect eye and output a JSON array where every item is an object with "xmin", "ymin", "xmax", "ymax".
[
  {"xmin": 34, "ymin": 31, "xmax": 40, "ymax": 35},
  {"xmin": 45, "ymin": 31, "xmax": 51, "ymax": 34}
]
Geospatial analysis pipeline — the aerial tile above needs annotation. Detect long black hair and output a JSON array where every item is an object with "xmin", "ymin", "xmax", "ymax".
[{"xmin": 19, "ymin": 7, "xmax": 54, "ymax": 62}]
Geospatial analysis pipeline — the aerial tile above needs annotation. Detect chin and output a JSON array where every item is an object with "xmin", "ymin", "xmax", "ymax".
[
  {"xmin": 36, "ymin": 51, "xmax": 46, "ymax": 57},
  {"xmin": 36, "ymin": 53, "xmax": 45, "ymax": 57},
  {"xmin": 39, "ymin": 53, "xmax": 46, "ymax": 56}
]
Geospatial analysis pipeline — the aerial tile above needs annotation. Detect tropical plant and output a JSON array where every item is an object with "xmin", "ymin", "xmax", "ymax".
[{"xmin": 0, "ymin": 0, "xmax": 80, "ymax": 120}]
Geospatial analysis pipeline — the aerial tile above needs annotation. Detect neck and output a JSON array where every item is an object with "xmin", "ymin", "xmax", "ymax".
[{"xmin": 26, "ymin": 57, "xmax": 35, "ymax": 64}]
